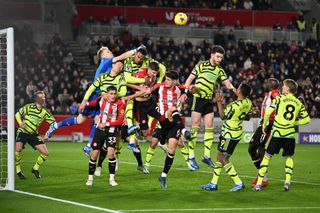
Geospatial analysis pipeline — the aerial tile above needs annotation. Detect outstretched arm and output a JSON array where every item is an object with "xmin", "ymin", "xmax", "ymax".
[
  {"xmin": 223, "ymin": 79, "xmax": 236, "ymax": 93},
  {"xmin": 184, "ymin": 74, "xmax": 196, "ymax": 89},
  {"xmin": 215, "ymin": 92, "xmax": 226, "ymax": 119},
  {"xmin": 113, "ymin": 50, "xmax": 135, "ymax": 62}
]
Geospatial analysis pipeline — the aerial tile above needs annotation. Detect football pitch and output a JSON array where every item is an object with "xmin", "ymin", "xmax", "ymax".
[{"xmin": 0, "ymin": 142, "xmax": 319, "ymax": 213}]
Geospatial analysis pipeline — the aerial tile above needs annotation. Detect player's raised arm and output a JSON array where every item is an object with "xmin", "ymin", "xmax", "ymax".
[
  {"xmin": 113, "ymin": 44, "xmax": 145, "ymax": 63},
  {"xmin": 79, "ymin": 84, "xmax": 96, "ymax": 112},
  {"xmin": 223, "ymin": 79, "xmax": 236, "ymax": 93}
]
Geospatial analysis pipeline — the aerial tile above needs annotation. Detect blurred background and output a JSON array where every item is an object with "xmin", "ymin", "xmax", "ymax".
[{"xmin": 0, "ymin": 1, "xmax": 319, "ymax": 139}]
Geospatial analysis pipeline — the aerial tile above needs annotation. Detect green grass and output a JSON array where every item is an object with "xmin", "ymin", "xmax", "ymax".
[{"xmin": 0, "ymin": 142, "xmax": 320, "ymax": 213}]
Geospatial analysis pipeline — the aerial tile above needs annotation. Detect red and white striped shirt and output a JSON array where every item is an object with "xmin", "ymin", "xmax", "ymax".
[
  {"xmin": 88, "ymin": 96, "xmax": 125, "ymax": 128},
  {"xmin": 150, "ymin": 83, "xmax": 185, "ymax": 115},
  {"xmin": 261, "ymin": 89, "xmax": 280, "ymax": 121}
]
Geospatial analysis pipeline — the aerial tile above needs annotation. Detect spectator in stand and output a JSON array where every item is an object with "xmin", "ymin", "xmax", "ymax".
[
  {"xmin": 311, "ymin": 18, "xmax": 319, "ymax": 40},
  {"xmin": 217, "ymin": 20, "xmax": 225, "ymax": 29},
  {"xmin": 110, "ymin": 16, "xmax": 120, "ymax": 26},
  {"xmin": 118, "ymin": 15, "xmax": 127, "ymax": 25},
  {"xmin": 243, "ymin": 0, "xmax": 254, "ymax": 10},
  {"xmin": 205, "ymin": 20, "xmax": 214, "ymax": 28},
  {"xmin": 273, "ymin": 21, "xmax": 283, "ymax": 31},
  {"xmin": 296, "ymin": 14, "xmax": 306, "ymax": 32},
  {"xmin": 227, "ymin": 29, "xmax": 236, "ymax": 44},
  {"xmin": 234, "ymin": 20, "xmax": 244, "ymax": 29},
  {"xmin": 189, "ymin": 15, "xmax": 200, "ymax": 28},
  {"xmin": 243, "ymin": 57, "xmax": 253, "ymax": 70},
  {"xmin": 86, "ymin": 16, "xmax": 96, "ymax": 24},
  {"xmin": 220, "ymin": 1, "xmax": 232, "ymax": 10},
  {"xmin": 148, "ymin": 18, "xmax": 158, "ymax": 27},
  {"xmin": 120, "ymin": 25, "xmax": 133, "ymax": 46},
  {"xmin": 214, "ymin": 30, "xmax": 226, "ymax": 47},
  {"xmin": 140, "ymin": 18, "xmax": 148, "ymax": 26},
  {"xmin": 100, "ymin": 17, "xmax": 109, "ymax": 25},
  {"xmin": 286, "ymin": 21, "xmax": 296, "ymax": 31}
]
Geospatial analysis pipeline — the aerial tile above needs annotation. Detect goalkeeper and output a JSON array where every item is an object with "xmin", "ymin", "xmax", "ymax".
[{"xmin": 46, "ymin": 46, "xmax": 143, "ymax": 157}]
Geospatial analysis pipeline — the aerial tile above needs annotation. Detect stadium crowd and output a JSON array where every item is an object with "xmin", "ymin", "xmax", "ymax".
[
  {"xmin": 74, "ymin": 0, "xmax": 273, "ymax": 10},
  {"xmin": 83, "ymin": 31, "xmax": 320, "ymax": 118},
  {"xmin": 14, "ymin": 25, "xmax": 320, "ymax": 118},
  {"xmin": 14, "ymin": 26, "xmax": 88, "ymax": 115}
]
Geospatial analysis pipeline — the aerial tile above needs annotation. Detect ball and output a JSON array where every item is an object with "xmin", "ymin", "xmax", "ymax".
[{"xmin": 174, "ymin": 12, "xmax": 188, "ymax": 26}]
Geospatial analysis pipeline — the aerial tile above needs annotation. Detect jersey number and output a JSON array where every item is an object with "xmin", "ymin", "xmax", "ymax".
[
  {"xmin": 238, "ymin": 112, "xmax": 247, "ymax": 120},
  {"xmin": 283, "ymin": 104, "xmax": 295, "ymax": 120},
  {"xmin": 108, "ymin": 137, "xmax": 116, "ymax": 145}
]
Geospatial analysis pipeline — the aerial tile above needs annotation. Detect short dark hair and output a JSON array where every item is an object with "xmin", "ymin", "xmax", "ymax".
[
  {"xmin": 211, "ymin": 45, "xmax": 225, "ymax": 55},
  {"xmin": 166, "ymin": 71, "xmax": 179, "ymax": 80},
  {"xmin": 137, "ymin": 48, "xmax": 147, "ymax": 55},
  {"xmin": 149, "ymin": 62, "xmax": 159, "ymax": 71},
  {"xmin": 267, "ymin": 78, "xmax": 279, "ymax": 90},
  {"xmin": 106, "ymin": 86, "xmax": 117, "ymax": 93},
  {"xmin": 239, "ymin": 83, "xmax": 252, "ymax": 97},
  {"xmin": 34, "ymin": 91, "xmax": 45, "ymax": 100},
  {"xmin": 284, "ymin": 79, "xmax": 298, "ymax": 94}
]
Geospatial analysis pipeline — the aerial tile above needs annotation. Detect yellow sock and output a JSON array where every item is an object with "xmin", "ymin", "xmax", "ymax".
[
  {"xmin": 125, "ymin": 100, "xmax": 134, "ymax": 127},
  {"xmin": 15, "ymin": 152, "xmax": 22, "ymax": 173},
  {"xmin": 188, "ymin": 127, "xmax": 199, "ymax": 157},
  {"xmin": 257, "ymin": 155, "xmax": 271, "ymax": 185},
  {"xmin": 224, "ymin": 162, "xmax": 242, "ymax": 184},
  {"xmin": 285, "ymin": 156, "xmax": 294, "ymax": 184},
  {"xmin": 128, "ymin": 134, "xmax": 135, "ymax": 144},
  {"xmin": 204, "ymin": 128, "xmax": 214, "ymax": 158},
  {"xmin": 145, "ymin": 147, "xmax": 155, "ymax": 167},
  {"xmin": 33, "ymin": 154, "xmax": 47, "ymax": 170},
  {"xmin": 180, "ymin": 146, "xmax": 189, "ymax": 166},
  {"xmin": 211, "ymin": 162, "xmax": 222, "ymax": 184},
  {"xmin": 116, "ymin": 137, "xmax": 123, "ymax": 160}
]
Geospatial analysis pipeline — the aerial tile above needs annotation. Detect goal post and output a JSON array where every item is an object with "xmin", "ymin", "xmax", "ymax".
[{"xmin": 0, "ymin": 27, "xmax": 15, "ymax": 190}]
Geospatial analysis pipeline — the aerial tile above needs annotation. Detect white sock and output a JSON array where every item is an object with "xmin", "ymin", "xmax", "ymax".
[
  {"xmin": 88, "ymin": 175, "xmax": 93, "ymax": 181},
  {"xmin": 161, "ymin": 172, "xmax": 167, "ymax": 177},
  {"xmin": 181, "ymin": 128, "xmax": 186, "ymax": 135},
  {"xmin": 109, "ymin": 174, "xmax": 115, "ymax": 180}
]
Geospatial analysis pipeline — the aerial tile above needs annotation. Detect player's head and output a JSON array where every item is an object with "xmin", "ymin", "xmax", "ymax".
[
  {"xmin": 165, "ymin": 71, "xmax": 179, "ymax": 88},
  {"xmin": 34, "ymin": 91, "xmax": 46, "ymax": 105},
  {"xmin": 112, "ymin": 60, "xmax": 124, "ymax": 75},
  {"xmin": 210, "ymin": 45, "xmax": 225, "ymax": 65},
  {"xmin": 267, "ymin": 78, "xmax": 279, "ymax": 91},
  {"xmin": 147, "ymin": 62, "xmax": 159, "ymax": 78},
  {"xmin": 97, "ymin": 46, "xmax": 113, "ymax": 59},
  {"xmin": 134, "ymin": 48, "xmax": 147, "ymax": 64},
  {"xmin": 238, "ymin": 83, "xmax": 252, "ymax": 98},
  {"xmin": 283, "ymin": 79, "xmax": 298, "ymax": 94},
  {"xmin": 104, "ymin": 86, "xmax": 117, "ymax": 102}
]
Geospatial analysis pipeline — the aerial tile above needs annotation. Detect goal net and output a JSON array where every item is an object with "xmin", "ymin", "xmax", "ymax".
[{"xmin": 0, "ymin": 27, "xmax": 14, "ymax": 190}]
